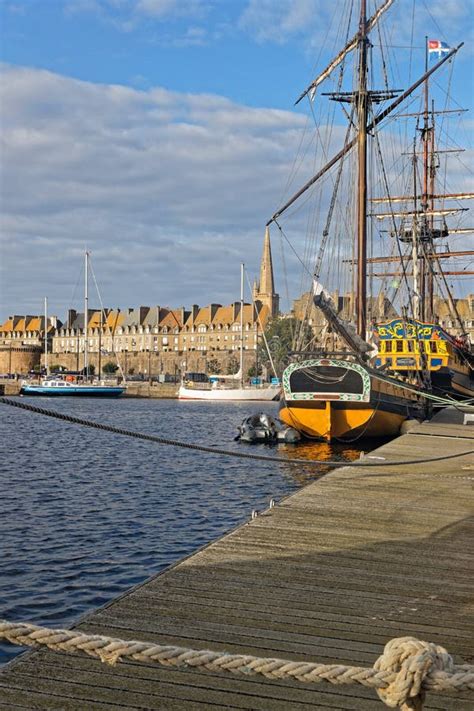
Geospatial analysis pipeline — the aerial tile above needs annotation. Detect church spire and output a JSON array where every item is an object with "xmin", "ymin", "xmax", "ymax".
[
  {"xmin": 254, "ymin": 226, "xmax": 279, "ymax": 317},
  {"xmin": 259, "ymin": 226, "xmax": 275, "ymax": 297}
]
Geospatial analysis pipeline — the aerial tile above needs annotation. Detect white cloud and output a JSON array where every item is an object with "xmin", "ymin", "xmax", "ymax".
[
  {"xmin": 0, "ymin": 65, "xmax": 311, "ymax": 317},
  {"xmin": 135, "ymin": 0, "xmax": 202, "ymax": 19},
  {"xmin": 238, "ymin": 0, "xmax": 330, "ymax": 45}
]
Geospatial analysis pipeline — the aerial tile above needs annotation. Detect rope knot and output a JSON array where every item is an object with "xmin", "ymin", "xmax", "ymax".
[{"xmin": 374, "ymin": 636, "xmax": 454, "ymax": 709}]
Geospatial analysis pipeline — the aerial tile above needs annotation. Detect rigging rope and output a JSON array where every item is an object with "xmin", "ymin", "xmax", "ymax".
[{"xmin": 0, "ymin": 398, "xmax": 472, "ymax": 468}]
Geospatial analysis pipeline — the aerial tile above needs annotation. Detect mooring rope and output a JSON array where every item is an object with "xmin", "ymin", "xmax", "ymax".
[
  {"xmin": 1, "ymin": 621, "xmax": 472, "ymax": 710},
  {"xmin": 1, "ymin": 397, "xmax": 472, "ymax": 468}
]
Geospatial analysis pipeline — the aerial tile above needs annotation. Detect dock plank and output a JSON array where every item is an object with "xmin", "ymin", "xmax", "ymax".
[{"xmin": 1, "ymin": 410, "xmax": 473, "ymax": 709}]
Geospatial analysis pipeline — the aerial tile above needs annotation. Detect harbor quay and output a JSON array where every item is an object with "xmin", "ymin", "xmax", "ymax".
[
  {"xmin": 1, "ymin": 407, "xmax": 473, "ymax": 709},
  {"xmin": 0, "ymin": 379, "xmax": 179, "ymax": 398}
]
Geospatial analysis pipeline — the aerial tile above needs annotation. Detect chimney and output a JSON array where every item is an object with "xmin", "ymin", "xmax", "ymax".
[
  {"xmin": 210, "ymin": 303, "xmax": 221, "ymax": 321},
  {"xmin": 138, "ymin": 306, "xmax": 149, "ymax": 323},
  {"xmin": 232, "ymin": 301, "xmax": 241, "ymax": 322}
]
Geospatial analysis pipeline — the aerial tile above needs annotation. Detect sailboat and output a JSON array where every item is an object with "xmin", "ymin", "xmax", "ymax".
[
  {"xmin": 178, "ymin": 264, "xmax": 280, "ymax": 401},
  {"xmin": 21, "ymin": 251, "xmax": 125, "ymax": 397},
  {"xmin": 272, "ymin": 0, "xmax": 473, "ymax": 440}
]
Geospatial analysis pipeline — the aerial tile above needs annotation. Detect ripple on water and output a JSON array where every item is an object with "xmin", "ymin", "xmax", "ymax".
[{"xmin": 0, "ymin": 397, "xmax": 375, "ymax": 665}]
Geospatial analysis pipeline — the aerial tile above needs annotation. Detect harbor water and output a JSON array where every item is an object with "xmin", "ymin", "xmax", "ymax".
[{"xmin": 1, "ymin": 397, "xmax": 375, "ymax": 666}]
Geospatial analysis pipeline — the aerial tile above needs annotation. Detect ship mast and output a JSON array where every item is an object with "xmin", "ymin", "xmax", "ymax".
[
  {"xmin": 411, "ymin": 139, "xmax": 421, "ymax": 319},
  {"xmin": 420, "ymin": 36, "xmax": 430, "ymax": 321},
  {"xmin": 356, "ymin": 0, "xmax": 368, "ymax": 338}
]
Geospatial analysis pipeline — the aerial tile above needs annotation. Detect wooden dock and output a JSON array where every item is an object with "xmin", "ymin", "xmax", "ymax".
[{"xmin": 1, "ymin": 409, "xmax": 473, "ymax": 709}]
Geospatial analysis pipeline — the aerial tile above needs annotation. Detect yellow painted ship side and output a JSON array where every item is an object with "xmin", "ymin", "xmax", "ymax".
[{"xmin": 373, "ymin": 319, "xmax": 474, "ymax": 401}]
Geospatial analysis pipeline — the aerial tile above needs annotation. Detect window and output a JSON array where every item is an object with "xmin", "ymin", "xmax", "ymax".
[
  {"xmin": 407, "ymin": 340, "xmax": 414, "ymax": 352},
  {"xmin": 396, "ymin": 340, "xmax": 404, "ymax": 352},
  {"xmin": 430, "ymin": 341, "xmax": 438, "ymax": 353},
  {"xmin": 385, "ymin": 341, "xmax": 392, "ymax": 353}
]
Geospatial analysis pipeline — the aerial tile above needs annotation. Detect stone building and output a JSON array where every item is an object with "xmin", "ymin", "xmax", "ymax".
[
  {"xmin": 47, "ymin": 229, "xmax": 281, "ymax": 378},
  {"xmin": 49, "ymin": 300, "xmax": 272, "ymax": 378},
  {"xmin": 433, "ymin": 294, "xmax": 474, "ymax": 343},
  {"xmin": 0, "ymin": 315, "xmax": 60, "ymax": 375},
  {"xmin": 292, "ymin": 289, "xmax": 474, "ymax": 347}
]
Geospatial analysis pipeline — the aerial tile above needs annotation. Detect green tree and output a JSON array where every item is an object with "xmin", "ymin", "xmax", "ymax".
[
  {"xmin": 103, "ymin": 361, "xmax": 119, "ymax": 374},
  {"xmin": 258, "ymin": 317, "xmax": 312, "ymax": 378},
  {"xmin": 226, "ymin": 355, "xmax": 239, "ymax": 375},
  {"xmin": 247, "ymin": 364, "xmax": 262, "ymax": 379},
  {"xmin": 50, "ymin": 364, "xmax": 63, "ymax": 372},
  {"xmin": 207, "ymin": 358, "xmax": 221, "ymax": 375}
]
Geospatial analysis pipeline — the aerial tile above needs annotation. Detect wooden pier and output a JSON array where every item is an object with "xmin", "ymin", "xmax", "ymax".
[{"xmin": 1, "ymin": 408, "xmax": 473, "ymax": 709}]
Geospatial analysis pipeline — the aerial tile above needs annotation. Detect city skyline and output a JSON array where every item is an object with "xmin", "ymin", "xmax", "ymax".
[{"xmin": 1, "ymin": 0, "xmax": 473, "ymax": 318}]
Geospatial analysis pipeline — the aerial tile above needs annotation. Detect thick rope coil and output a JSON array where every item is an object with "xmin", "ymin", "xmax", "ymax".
[{"xmin": 1, "ymin": 621, "xmax": 473, "ymax": 709}]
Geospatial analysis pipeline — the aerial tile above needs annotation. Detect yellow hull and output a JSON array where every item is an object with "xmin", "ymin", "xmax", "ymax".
[
  {"xmin": 279, "ymin": 401, "xmax": 405, "ymax": 441},
  {"xmin": 280, "ymin": 358, "xmax": 422, "ymax": 442}
]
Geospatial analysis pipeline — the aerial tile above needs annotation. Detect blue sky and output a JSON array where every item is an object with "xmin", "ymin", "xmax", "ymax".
[{"xmin": 1, "ymin": 0, "xmax": 473, "ymax": 319}]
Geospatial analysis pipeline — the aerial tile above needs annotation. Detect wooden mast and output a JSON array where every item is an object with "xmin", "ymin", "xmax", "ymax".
[
  {"xmin": 427, "ymin": 98, "xmax": 437, "ymax": 319},
  {"xmin": 356, "ymin": 0, "xmax": 368, "ymax": 338},
  {"xmin": 420, "ymin": 36, "xmax": 431, "ymax": 321}
]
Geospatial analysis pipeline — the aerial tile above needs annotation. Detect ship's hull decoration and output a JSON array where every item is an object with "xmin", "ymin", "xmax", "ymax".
[
  {"xmin": 374, "ymin": 319, "xmax": 449, "ymax": 341},
  {"xmin": 280, "ymin": 358, "xmax": 422, "ymax": 441}
]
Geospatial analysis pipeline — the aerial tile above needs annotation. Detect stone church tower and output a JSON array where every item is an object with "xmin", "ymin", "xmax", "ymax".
[{"xmin": 252, "ymin": 226, "xmax": 279, "ymax": 317}]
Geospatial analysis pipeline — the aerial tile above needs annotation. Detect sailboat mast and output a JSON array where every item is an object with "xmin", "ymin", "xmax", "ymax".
[
  {"xmin": 240, "ymin": 263, "xmax": 244, "ymax": 387},
  {"xmin": 44, "ymin": 296, "xmax": 49, "ymax": 376},
  {"xmin": 356, "ymin": 0, "xmax": 368, "ymax": 338},
  {"xmin": 84, "ymin": 250, "xmax": 89, "ymax": 379}
]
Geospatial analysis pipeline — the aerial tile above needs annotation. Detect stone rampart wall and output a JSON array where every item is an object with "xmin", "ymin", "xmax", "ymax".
[{"xmin": 0, "ymin": 346, "xmax": 41, "ymax": 375}]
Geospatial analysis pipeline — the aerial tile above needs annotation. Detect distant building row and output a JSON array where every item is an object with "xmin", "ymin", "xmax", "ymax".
[{"xmin": 0, "ymin": 232, "xmax": 280, "ymax": 375}]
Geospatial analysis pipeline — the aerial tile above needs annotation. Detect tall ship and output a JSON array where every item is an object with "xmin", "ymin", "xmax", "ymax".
[{"xmin": 269, "ymin": 0, "xmax": 473, "ymax": 441}]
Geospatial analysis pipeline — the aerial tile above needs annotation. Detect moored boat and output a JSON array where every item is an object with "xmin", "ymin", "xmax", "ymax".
[
  {"xmin": 21, "ymin": 378, "xmax": 125, "ymax": 397},
  {"xmin": 178, "ymin": 263, "xmax": 281, "ymax": 402},
  {"xmin": 178, "ymin": 380, "xmax": 280, "ymax": 401}
]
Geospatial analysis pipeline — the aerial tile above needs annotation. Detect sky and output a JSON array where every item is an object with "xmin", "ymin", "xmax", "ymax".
[{"xmin": 1, "ymin": 0, "xmax": 473, "ymax": 320}]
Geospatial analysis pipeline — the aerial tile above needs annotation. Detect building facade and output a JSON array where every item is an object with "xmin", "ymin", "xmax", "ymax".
[
  {"xmin": 0, "ymin": 315, "xmax": 59, "ymax": 375},
  {"xmin": 48, "ymin": 300, "xmax": 272, "ymax": 378}
]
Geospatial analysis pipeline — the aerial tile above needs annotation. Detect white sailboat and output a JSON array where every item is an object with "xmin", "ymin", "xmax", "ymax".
[
  {"xmin": 21, "ymin": 252, "xmax": 125, "ymax": 397},
  {"xmin": 178, "ymin": 264, "xmax": 280, "ymax": 401}
]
